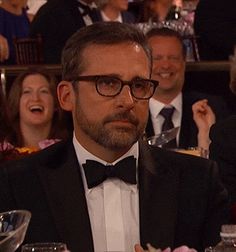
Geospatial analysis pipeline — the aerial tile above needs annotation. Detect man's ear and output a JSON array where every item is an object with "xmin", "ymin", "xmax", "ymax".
[{"xmin": 57, "ymin": 81, "xmax": 75, "ymax": 111}]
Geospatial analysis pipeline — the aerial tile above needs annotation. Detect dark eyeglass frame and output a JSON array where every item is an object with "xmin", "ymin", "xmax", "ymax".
[{"xmin": 72, "ymin": 75, "xmax": 159, "ymax": 100}]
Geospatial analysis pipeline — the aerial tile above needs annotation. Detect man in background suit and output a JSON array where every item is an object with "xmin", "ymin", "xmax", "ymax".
[
  {"xmin": 30, "ymin": 0, "xmax": 99, "ymax": 63},
  {"xmin": 0, "ymin": 22, "xmax": 228, "ymax": 252},
  {"xmin": 96, "ymin": 0, "xmax": 135, "ymax": 23},
  {"xmin": 145, "ymin": 27, "xmax": 230, "ymax": 149}
]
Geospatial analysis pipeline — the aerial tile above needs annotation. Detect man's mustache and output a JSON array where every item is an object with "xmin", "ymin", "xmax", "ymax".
[{"xmin": 104, "ymin": 112, "xmax": 139, "ymax": 126}]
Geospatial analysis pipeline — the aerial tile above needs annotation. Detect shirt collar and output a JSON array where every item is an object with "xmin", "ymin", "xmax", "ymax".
[
  {"xmin": 73, "ymin": 133, "xmax": 139, "ymax": 192},
  {"xmin": 149, "ymin": 92, "xmax": 182, "ymax": 118},
  {"xmin": 100, "ymin": 10, "xmax": 122, "ymax": 22}
]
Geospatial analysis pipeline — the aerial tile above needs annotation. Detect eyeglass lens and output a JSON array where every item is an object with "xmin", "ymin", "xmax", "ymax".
[{"xmin": 96, "ymin": 76, "xmax": 155, "ymax": 99}]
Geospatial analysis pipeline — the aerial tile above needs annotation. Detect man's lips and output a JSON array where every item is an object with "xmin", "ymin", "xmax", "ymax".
[
  {"xmin": 104, "ymin": 112, "xmax": 138, "ymax": 127},
  {"xmin": 107, "ymin": 120, "xmax": 135, "ymax": 127}
]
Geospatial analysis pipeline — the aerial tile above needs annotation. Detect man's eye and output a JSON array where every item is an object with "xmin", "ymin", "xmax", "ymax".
[{"xmin": 99, "ymin": 78, "xmax": 119, "ymax": 87}]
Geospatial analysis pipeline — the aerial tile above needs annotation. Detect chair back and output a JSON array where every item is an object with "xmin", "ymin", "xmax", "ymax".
[{"xmin": 14, "ymin": 35, "xmax": 44, "ymax": 65}]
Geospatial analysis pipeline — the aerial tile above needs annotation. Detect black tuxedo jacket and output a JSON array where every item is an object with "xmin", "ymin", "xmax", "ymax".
[
  {"xmin": 0, "ymin": 140, "xmax": 228, "ymax": 252},
  {"xmin": 146, "ymin": 91, "xmax": 230, "ymax": 149},
  {"xmin": 210, "ymin": 115, "xmax": 236, "ymax": 205},
  {"xmin": 30, "ymin": 0, "xmax": 100, "ymax": 63}
]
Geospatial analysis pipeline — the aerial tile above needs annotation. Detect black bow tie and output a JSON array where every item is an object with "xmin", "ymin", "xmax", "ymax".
[{"xmin": 82, "ymin": 156, "xmax": 137, "ymax": 189}]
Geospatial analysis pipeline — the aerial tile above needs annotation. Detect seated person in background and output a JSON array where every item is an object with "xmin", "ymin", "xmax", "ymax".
[
  {"xmin": 96, "ymin": 0, "xmax": 135, "ymax": 23},
  {"xmin": 209, "ymin": 115, "xmax": 236, "ymax": 223},
  {"xmin": 30, "ymin": 0, "xmax": 99, "ymax": 64},
  {"xmin": 0, "ymin": 79, "xmax": 9, "ymax": 142},
  {"xmin": 0, "ymin": 0, "xmax": 30, "ymax": 64},
  {"xmin": 5, "ymin": 67, "xmax": 70, "ymax": 150},
  {"xmin": 26, "ymin": 0, "xmax": 47, "ymax": 21},
  {"xmin": 209, "ymin": 79, "xmax": 236, "ymax": 222},
  {"xmin": 145, "ymin": 27, "xmax": 230, "ymax": 149},
  {"xmin": 0, "ymin": 22, "xmax": 229, "ymax": 252},
  {"xmin": 138, "ymin": 0, "xmax": 181, "ymax": 23},
  {"xmin": 194, "ymin": 0, "xmax": 236, "ymax": 60}
]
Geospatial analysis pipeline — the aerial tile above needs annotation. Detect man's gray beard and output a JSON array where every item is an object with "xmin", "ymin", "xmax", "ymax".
[
  {"xmin": 81, "ymin": 122, "xmax": 145, "ymax": 151},
  {"xmin": 75, "ymin": 95, "xmax": 147, "ymax": 150}
]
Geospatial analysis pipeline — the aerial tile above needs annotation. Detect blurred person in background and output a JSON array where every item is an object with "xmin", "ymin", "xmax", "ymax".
[
  {"xmin": 209, "ymin": 80, "xmax": 236, "ymax": 223},
  {"xmin": 194, "ymin": 0, "xmax": 236, "ymax": 60},
  {"xmin": 26, "ymin": 0, "xmax": 47, "ymax": 21},
  {"xmin": 0, "ymin": 0, "xmax": 30, "ymax": 64},
  {"xmin": 96, "ymin": 0, "xmax": 135, "ymax": 23},
  {"xmin": 145, "ymin": 27, "xmax": 230, "ymax": 150},
  {"xmin": 0, "ymin": 81, "xmax": 9, "ymax": 142},
  {"xmin": 30, "ymin": 0, "xmax": 100, "ymax": 63},
  {"xmin": 5, "ymin": 67, "xmax": 70, "ymax": 149},
  {"xmin": 138, "ymin": 0, "xmax": 182, "ymax": 23}
]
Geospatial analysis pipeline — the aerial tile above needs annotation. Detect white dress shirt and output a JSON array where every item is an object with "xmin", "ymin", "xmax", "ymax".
[
  {"xmin": 101, "ymin": 11, "xmax": 123, "ymax": 23},
  {"xmin": 27, "ymin": 0, "xmax": 46, "ymax": 15},
  {"xmin": 149, "ymin": 92, "xmax": 182, "ymax": 145},
  {"xmin": 73, "ymin": 134, "xmax": 140, "ymax": 252}
]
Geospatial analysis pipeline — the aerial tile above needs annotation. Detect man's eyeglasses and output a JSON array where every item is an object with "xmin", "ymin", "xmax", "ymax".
[{"xmin": 72, "ymin": 75, "xmax": 159, "ymax": 100}]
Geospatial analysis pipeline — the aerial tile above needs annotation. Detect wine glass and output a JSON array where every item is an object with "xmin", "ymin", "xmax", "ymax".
[
  {"xmin": 21, "ymin": 242, "xmax": 69, "ymax": 252},
  {"xmin": 0, "ymin": 209, "xmax": 31, "ymax": 252},
  {"xmin": 147, "ymin": 126, "xmax": 180, "ymax": 147}
]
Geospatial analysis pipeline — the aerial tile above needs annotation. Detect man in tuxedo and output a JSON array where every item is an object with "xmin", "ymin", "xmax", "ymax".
[
  {"xmin": 96, "ymin": 0, "xmax": 135, "ymax": 23},
  {"xmin": 30, "ymin": 0, "xmax": 99, "ymax": 63},
  {"xmin": 145, "ymin": 27, "xmax": 230, "ymax": 149},
  {"xmin": 0, "ymin": 22, "xmax": 228, "ymax": 252}
]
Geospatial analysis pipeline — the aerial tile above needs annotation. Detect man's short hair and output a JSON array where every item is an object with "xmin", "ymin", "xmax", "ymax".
[
  {"xmin": 146, "ymin": 27, "xmax": 186, "ymax": 58},
  {"xmin": 61, "ymin": 22, "xmax": 152, "ymax": 81}
]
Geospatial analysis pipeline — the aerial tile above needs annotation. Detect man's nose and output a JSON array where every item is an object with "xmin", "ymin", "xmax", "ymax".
[{"xmin": 116, "ymin": 85, "xmax": 135, "ymax": 108}]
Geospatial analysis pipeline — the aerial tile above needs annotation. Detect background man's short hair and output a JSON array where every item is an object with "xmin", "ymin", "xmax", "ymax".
[{"xmin": 146, "ymin": 27, "xmax": 186, "ymax": 58}]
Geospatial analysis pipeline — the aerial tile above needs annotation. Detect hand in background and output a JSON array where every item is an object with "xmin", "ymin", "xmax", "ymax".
[
  {"xmin": 0, "ymin": 34, "xmax": 9, "ymax": 62},
  {"xmin": 192, "ymin": 99, "xmax": 216, "ymax": 150}
]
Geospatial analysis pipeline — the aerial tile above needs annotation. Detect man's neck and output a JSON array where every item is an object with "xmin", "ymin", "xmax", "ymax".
[
  {"xmin": 74, "ymin": 132, "xmax": 133, "ymax": 163},
  {"xmin": 152, "ymin": 92, "xmax": 179, "ymax": 105},
  {"xmin": 102, "ymin": 5, "xmax": 120, "ymax": 21},
  {"xmin": 20, "ymin": 123, "xmax": 52, "ymax": 149}
]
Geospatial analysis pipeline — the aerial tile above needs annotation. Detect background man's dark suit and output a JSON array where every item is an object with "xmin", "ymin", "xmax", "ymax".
[
  {"xmin": 146, "ymin": 91, "xmax": 230, "ymax": 149},
  {"xmin": 30, "ymin": 0, "xmax": 100, "ymax": 63},
  {"xmin": 0, "ymin": 140, "xmax": 228, "ymax": 252},
  {"xmin": 194, "ymin": 0, "xmax": 236, "ymax": 60}
]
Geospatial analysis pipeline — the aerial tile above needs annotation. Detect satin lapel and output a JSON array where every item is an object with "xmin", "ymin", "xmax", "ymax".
[
  {"xmin": 68, "ymin": 0, "xmax": 86, "ymax": 27},
  {"xmin": 37, "ymin": 141, "xmax": 94, "ymax": 252},
  {"xmin": 145, "ymin": 111, "xmax": 155, "ymax": 138},
  {"xmin": 179, "ymin": 94, "xmax": 198, "ymax": 148},
  {"xmin": 138, "ymin": 142, "xmax": 178, "ymax": 250}
]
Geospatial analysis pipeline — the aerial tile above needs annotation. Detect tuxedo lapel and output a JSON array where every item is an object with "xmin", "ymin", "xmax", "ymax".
[
  {"xmin": 179, "ymin": 94, "xmax": 198, "ymax": 148},
  {"xmin": 138, "ymin": 142, "xmax": 178, "ymax": 250},
  {"xmin": 37, "ymin": 141, "xmax": 94, "ymax": 252},
  {"xmin": 145, "ymin": 111, "xmax": 155, "ymax": 138}
]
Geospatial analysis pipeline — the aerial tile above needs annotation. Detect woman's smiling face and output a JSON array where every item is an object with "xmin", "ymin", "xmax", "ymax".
[{"xmin": 19, "ymin": 74, "xmax": 55, "ymax": 128}]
